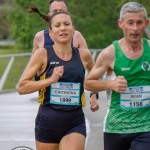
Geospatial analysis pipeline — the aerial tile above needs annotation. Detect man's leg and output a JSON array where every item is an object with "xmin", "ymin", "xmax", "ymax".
[
  {"xmin": 104, "ymin": 132, "xmax": 131, "ymax": 150},
  {"xmin": 131, "ymin": 132, "xmax": 150, "ymax": 150}
]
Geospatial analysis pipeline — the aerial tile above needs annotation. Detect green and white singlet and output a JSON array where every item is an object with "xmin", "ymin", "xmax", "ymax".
[{"xmin": 104, "ymin": 38, "xmax": 150, "ymax": 133}]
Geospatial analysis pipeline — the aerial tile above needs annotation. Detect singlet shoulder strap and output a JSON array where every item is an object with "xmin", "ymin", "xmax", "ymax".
[
  {"xmin": 44, "ymin": 29, "xmax": 54, "ymax": 47},
  {"xmin": 143, "ymin": 38, "xmax": 150, "ymax": 51},
  {"xmin": 112, "ymin": 40, "xmax": 121, "ymax": 56},
  {"xmin": 112, "ymin": 40, "xmax": 126, "ymax": 65},
  {"xmin": 44, "ymin": 46, "xmax": 54, "ymax": 69},
  {"xmin": 112, "ymin": 40, "xmax": 120, "ymax": 49}
]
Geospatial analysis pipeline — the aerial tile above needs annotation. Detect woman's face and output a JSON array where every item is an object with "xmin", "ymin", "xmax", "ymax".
[{"xmin": 50, "ymin": 13, "xmax": 74, "ymax": 44}]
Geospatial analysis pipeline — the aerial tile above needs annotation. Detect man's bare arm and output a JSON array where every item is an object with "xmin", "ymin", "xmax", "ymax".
[
  {"xmin": 84, "ymin": 45, "xmax": 115, "ymax": 91},
  {"xmin": 73, "ymin": 30, "xmax": 88, "ymax": 49},
  {"xmin": 84, "ymin": 44, "xmax": 127, "ymax": 93},
  {"xmin": 32, "ymin": 31, "xmax": 44, "ymax": 53}
]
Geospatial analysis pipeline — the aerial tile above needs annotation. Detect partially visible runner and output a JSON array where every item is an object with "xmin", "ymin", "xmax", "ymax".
[
  {"xmin": 28, "ymin": 0, "xmax": 98, "ymax": 107},
  {"xmin": 84, "ymin": 2, "xmax": 150, "ymax": 150},
  {"xmin": 27, "ymin": 0, "xmax": 88, "ymax": 53},
  {"xmin": 18, "ymin": 11, "xmax": 99, "ymax": 150}
]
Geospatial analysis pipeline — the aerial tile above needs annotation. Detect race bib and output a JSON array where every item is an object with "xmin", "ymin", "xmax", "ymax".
[
  {"xmin": 120, "ymin": 85, "xmax": 150, "ymax": 109},
  {"xmin": 50, "ymin": 82, "xmax": 80, "ymax": 105}
]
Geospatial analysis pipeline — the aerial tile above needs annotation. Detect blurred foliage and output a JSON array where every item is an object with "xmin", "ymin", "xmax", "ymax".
[
  {"xmin": 0, "ymin": 45, "xmax": 26, "ymax": 54},
  {"xmin": 6, "ymin": 0, "xmax": 48, "ymax": 50},
  {"xmin": 2, "ymin": 0, "xmax": 150, "ymax": 50}
]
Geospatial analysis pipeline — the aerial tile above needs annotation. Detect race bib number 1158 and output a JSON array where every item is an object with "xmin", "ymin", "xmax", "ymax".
[{"xmin": 120, "ymin": 85, "xmax": 150, "ymax": 109}]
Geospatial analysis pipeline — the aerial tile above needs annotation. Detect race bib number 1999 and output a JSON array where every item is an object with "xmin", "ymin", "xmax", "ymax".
[{"xmin": 50, "ymin": 82, "xmax": 80, "ymax": 105}]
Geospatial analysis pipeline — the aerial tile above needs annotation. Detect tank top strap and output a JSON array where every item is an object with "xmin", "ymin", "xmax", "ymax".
[
  {"xmin": 143, "ymin": 38, "xmax": 150, "ymax": 52},
  {"xmin": 112, "ymin": 40, "xmax": 120, "ymax": 49},
  {"xmin": 112, "ymin": 40, "xmax": 124, "ymax": 60},
  {"xmin": 44, "ymin": 29, "xmax": 54, "ymax": 47},
  {"xmin": 44, "ymin": 46, "xmax": 54, "ymax": 69}
]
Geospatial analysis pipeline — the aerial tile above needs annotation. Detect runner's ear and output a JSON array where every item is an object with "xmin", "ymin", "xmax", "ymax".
[
  {"xmin": 118, "ymin": 19, "xmax": 123, "ymax": 29},
  {"xmin": 48, "ymin": 12, "xmax": 51, "ymax": 20}
]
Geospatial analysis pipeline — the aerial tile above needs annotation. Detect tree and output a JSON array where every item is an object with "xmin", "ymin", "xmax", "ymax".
[
  {"xmin": 7, "ymin": 0, "xmax": 150, "ymax": 50},
  {"xmin": 0, "ymin": 0, "xmax": 13, "ymax": 39},
  {"xmin": 7, "ymin": 0, "xmax": 49, "ymax": 50},
  {"xmin": 68, "ymin": 0, "xmax": 121, "ymax": 48}
]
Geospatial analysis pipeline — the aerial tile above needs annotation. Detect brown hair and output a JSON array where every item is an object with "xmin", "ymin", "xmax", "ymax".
[
  {"xmin": 27, "ymin": 0, "xmax": 68, "ymax": 23},
  {"xmin": 27, "ymin": 6, "xmax": 49, "ymax": 23}
]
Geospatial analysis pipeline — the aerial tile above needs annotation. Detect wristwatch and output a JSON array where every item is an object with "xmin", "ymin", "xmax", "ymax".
[{"xmin": 90, "ymin": 92, "xmax": 99, "ymax": 99}]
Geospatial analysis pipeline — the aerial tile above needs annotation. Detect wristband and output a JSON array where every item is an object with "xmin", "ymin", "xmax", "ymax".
[{"xmin": 90, "ymin": 92, "xmax": 99, "ymax": 99}]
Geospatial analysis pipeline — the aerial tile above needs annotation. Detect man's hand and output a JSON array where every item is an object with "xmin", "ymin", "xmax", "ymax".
[
  {"xmin": 112, "ymin": 76, "xmax": 127, "ymax": 93},
  {"xmin": 90, "ymin": 94, "xmax": 99, "ymax": 112}
]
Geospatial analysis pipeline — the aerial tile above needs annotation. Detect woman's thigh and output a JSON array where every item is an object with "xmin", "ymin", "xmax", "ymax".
[
  {"xmin": 59, "ymin": 133, "xmax": 85, "ymax": 150},
  {"xmin": 36, "ymin": 141, "xmax": 59, "ymax": 150}
]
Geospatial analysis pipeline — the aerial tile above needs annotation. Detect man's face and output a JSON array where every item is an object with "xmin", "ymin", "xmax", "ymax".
[
  {"xmin": 49, "ymin": 1, "xmax": 68, "ymax": 15},
  {"xmin": 118, "ymin": 12, "xmax": 149, "ymax": 43}
]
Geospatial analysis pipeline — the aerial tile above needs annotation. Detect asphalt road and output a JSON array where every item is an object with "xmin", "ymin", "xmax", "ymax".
[{"xmin": 0, "ymin": 90, "xmax": 107, "ymax": 150}]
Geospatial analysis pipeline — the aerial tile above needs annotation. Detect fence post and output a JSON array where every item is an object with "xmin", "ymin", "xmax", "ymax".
[{"xmin": 0, "ymin": 56, "xmax": 15, "ymax": 91}]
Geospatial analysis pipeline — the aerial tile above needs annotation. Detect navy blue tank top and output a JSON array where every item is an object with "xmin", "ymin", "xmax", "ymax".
[
  {"xmin": 44, "ymin": 29, "xmax": 74, "ymax": 47},
  {"xmin": 44, "ymin": 29, "xmax": 54, "ymax": 47},
  {"xmin": 36, "ymin": 46, "xmax": 85, "ymax": 111}
]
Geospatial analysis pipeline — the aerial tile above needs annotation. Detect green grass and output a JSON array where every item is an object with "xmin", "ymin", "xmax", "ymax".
[
  {"xmin": 3, "ymin": 56, "xmax": 30, "ymax": 90},
  {"xmin": 0, "ymin": 45, "xmax": 27, "ymax": 54},
  {"xmin": 0, "ymin": 46, "xmax": 31, "ymax": 91},
  {"xmin": 0, "ymin": 58, "xmax": 10, "ymax": 78}
]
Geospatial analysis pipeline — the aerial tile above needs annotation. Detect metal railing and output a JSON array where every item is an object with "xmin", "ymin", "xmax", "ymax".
[
  {"xmin": 0, "ymin": 53, "xmax": 31, "ymax": 93},
  {"xmin": 0, "ymin": 49, "xmax": 102, "ymax": 93}
]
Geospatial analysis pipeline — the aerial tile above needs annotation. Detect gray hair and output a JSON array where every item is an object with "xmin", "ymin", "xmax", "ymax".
[{"xmin": 119, "ymin": 2, "xmax": 147, "ymax": 21}]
